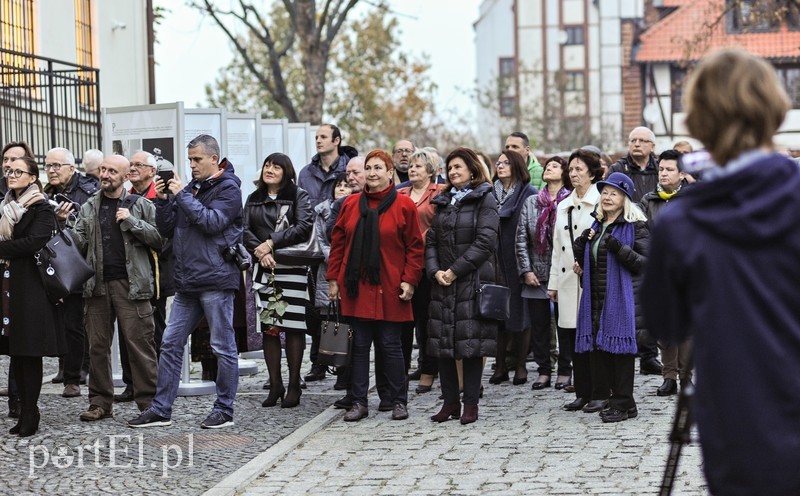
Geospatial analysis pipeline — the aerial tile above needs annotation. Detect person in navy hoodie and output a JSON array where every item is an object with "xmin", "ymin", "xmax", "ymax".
[{"xmin": 642, "ymin": 48, "xmax": 800, "ymax": 495}]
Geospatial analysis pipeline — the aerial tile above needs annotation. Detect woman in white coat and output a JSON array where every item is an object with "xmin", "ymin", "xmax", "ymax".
[{"xmin": 547, "ymin": 148, "xmax": 603, "ymax": 412}]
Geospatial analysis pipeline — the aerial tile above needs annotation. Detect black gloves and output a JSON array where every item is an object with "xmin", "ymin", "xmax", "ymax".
[{"xmin": 604, "ymin": 234, "xmax": 622, "ymax": 253}]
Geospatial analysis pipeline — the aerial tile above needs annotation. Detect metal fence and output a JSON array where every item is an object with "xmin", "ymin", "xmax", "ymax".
[{"xmin": 0, "ymin": 48, "xmax": 101, "ymax": 164}]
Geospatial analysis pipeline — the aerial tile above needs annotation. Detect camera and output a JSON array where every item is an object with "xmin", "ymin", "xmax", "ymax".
[
  {"xmin": 53, "ymin": 193, "xmax": 80, "ymax": 212},
  {"xmin": 222, "ymin": 243, "xmax": 251, "ymax": 271}
]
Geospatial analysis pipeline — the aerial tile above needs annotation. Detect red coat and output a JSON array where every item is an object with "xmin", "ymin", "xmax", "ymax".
[{"xmin": 327, "ymin": 186, "xmax": 424, "ymax": 322}]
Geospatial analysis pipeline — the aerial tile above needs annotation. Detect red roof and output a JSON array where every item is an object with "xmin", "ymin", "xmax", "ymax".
[{"xmin": 636, "ymin": 0, "xmax": 800, "ymax": 62}]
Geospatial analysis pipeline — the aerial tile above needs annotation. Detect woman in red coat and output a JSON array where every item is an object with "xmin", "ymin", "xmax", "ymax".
[{"xmin": 327, "ymin": 149, "xmax": 424, "ymax": 422}]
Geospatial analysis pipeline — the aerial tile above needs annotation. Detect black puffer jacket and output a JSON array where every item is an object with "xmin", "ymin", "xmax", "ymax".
[
  {"xmin": 243, "ymin": 183, "xmax": 313, "ymax": 254},
  {"xmin": 574, "ymin": 218, "xmax": 649, "ymax": 332},
  {"xmin": 638, "ymin": 181, "xmax": 690, "ymax": 231},
  {"xmin": 426, "ymin": 183, "xmax": 499, "ymax": 359},
  {"xmin": 608, "ymin": 154, "xmax": 658, "ymax": 203},
  {"xmin": 44, "ymin": 172, "xmax": 99, "ymax": 226}
]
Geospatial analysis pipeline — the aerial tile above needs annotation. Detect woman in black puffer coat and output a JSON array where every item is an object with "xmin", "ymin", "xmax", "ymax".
[{"xmin": 426, "ymin": 147, "xmax": 499, "ymax": 425}]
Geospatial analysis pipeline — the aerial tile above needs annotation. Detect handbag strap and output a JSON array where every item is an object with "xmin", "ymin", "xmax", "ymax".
[{"xmin": 567, "ymin": 205, "xmax": 577, "ymax": 262}]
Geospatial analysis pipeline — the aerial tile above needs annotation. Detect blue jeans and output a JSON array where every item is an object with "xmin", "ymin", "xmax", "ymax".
[
  {"xmin": 350, "ymin": 319, "xmax": 407, "ymax": 407},
  {"xmin": 150, "ymin": 290, "xmax": 239, "ymax": 418}
]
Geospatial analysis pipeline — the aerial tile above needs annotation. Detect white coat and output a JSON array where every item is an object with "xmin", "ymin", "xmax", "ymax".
[{"xmin": 548, "ymin": 184, "xmax": 600, "ymax": 328}]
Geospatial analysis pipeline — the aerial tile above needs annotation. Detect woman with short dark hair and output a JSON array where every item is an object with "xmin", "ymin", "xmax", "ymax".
[
  {"xmin": 245, "ymin": 152, "xmax": 313, "ymax": 409},
  {"xmin": 426, "ymin": 147, "xmax": 499, "ymax": 425}
]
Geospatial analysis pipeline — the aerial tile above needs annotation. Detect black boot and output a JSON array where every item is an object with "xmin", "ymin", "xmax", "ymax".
[
  {"xmin": 51, "ymin": 358, "xmax": 65, "ymax": 384},
  {"xmin": 657, "ymin": 378, "xmax": 678, "ymax": 396},
  {"xmin": 18, "ymin": 407, "xmax": 40, "ymax": 437},
  {"xmin": 8, "ymin": 395, "xmax": 21, "ymax": 419},
  {"xmin": 8, "ymin": 415, "xmax": 22, "ymax": 434}
]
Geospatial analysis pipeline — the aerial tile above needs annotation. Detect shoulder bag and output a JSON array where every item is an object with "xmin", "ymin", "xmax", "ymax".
[
  {"xmin": 317, "ymin": 302, "xmax": 352, "ymax": 367},
  {"xmin": 35, "ymin": 210, "xmax": 95, "ymax": 303},
  {"xmin": 273, "ymin": 205, "xmax": 325, "ymax": 266}
]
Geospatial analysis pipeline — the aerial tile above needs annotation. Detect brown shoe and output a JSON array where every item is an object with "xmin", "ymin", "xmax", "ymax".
[
  {"xmin": 79, "ymin": 405, "xmax": 113, "ymax": 421},
  {"xmin": 62, "ymin": 384, "xmax": 81, "ymax": 398},
  {"xmin": 343, "ymin": 403, "xmax": 368, "ymax": 422}
]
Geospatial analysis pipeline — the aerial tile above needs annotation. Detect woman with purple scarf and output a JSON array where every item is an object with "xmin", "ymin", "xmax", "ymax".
[
  {"xmin": 572, "ymin": 172, "xmax": 649, "ymax": 423},
  {"xmin": 515, "ymin": 157, "xmax": 571, "ymax": 389}
]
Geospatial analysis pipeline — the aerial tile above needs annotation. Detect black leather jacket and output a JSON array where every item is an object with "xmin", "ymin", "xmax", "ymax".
[{"xmin": 243, "ymin": 183, "xmax": 313, "ymax": 253}]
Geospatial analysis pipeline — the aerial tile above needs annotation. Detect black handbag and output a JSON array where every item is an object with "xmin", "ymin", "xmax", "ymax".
[
  {"xmin": 273, "ymin": 205, "xmax": 325, "ymax": 266},
  {"xmin": 475, "ymin": 277, "xmax": 510, "ymax": 321},
  {"xmin": 34, "ymin": 214, "xmax": 94, "ymax": 303},
  {"xmin": 318, "ymin": 302, "xmax": 352, "ymax": 367}
]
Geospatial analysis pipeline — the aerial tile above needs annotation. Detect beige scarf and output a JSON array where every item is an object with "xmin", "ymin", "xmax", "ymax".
[{"xmin": 0, "ymin": 184, "xmax": 46, "ymax": 263}]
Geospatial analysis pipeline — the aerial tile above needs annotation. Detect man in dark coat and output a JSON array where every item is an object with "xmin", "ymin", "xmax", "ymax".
[{"xmin": 43, "ymin": 147, "xmax": 99, "ymax": 398}]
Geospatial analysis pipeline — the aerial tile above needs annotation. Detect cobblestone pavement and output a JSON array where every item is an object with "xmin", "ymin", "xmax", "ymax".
[
  {"xmin": 236, "ymin": 365, "xmax": 708, "ymax": 496},
  {"xmin": 0, "ymin": 354, "xmax": 333, "ymax": 496},
  {"xmin": 1, "ymin": 354, "xmax": 708, "ymax": 496}
]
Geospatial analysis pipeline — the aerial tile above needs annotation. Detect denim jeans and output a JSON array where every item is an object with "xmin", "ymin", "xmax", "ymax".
[
  {"xmin": 350, "ymin": 319, "xmax": 407, "ymax": 407},
  {"xmin": 150, "ymin": 290, "xmax": 239, "ymax": 418}
]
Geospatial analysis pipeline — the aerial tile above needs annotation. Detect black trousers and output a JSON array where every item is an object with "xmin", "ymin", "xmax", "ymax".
[
  {"xmin": 439, "ymin": 356, "xmax": 483, "ymax": 405},
  {"xmin": 637, "ymin": 329, "xmax": 659, "ymax": 361},
  {"xmin": 412, "ymin": 276, "xmax": 438, "ymax": 375},
  {"xmin": 62, "ymin": 294, "xmax": 85, "ymax": 386},
  {"xmin": 306, "ymin": 267, "xmax": 321, "ymax": 364},
  {"xmin": 559, "ymin": 326, "xmax": 593, "ymax": 399},
  {"xmin": 556, "ymin": 321, "xmax": 574, "ymax": 377},
  {"xmin": 528, "ymin": 298, "xmax": 552, "ymax": 376},
  {"xmin": 592, "ymin": 351, "xmax": 636, "ymax": 410}
]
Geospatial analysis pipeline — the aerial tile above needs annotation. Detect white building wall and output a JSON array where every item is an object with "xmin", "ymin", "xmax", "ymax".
[{"xmin": 474, "ymin": 0, "xmax": 515, "ymax": 152}]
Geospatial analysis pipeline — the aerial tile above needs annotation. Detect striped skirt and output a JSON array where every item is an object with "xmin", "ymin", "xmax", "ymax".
[{"xmin": 253, "ymin": 263, "xmax": 310, "ymax": 334}]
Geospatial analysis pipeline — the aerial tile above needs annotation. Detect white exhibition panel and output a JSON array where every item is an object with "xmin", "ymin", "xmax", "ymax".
[
  {"xmin": 307, "ymin": 124, "xmax": 319, "ymax": 167},
  {"xmin": 287, "ymin": 123, "xmax": 310, "ymax": 176},
  {"xmin": 261, "ymin": 118, "xmax": 288, "ymax": 156},
  {"xmin": 227, "ymin": 113, "xmax": 261, "ymax": 204},
  {"xmin": 184, "ymin": 108, "xmax": 225, "ymax": 181},
  {"xmin": 104, "ymin": 102, "xmax": 183, "ymax": 179}
]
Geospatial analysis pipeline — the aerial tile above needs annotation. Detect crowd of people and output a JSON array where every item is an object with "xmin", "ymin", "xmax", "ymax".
[{"xmin": 2, "ymin": 46, "xmax": 800, "ymax": 496}]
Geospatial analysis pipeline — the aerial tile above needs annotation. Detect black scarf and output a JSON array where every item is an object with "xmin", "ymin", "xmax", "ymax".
[{"xmin": 345, "ymin": 185, "xmax": 397, "ymax": 297}]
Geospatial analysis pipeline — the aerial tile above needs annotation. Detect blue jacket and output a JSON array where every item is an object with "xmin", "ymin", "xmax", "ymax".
[
  {"xmin": 297, "ymin": 145, "xmax": 357, "ymax": 207},
  {"xmin": 155, "ymin": 158, "xmax": 243, "ymax": 293},
  {"xmin": 642, "ymin": 152, "xmax": 800, "ymax": 496}
]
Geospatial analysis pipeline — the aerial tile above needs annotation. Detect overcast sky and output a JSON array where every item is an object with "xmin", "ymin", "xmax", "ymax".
[{"xmin": 154, "ymin": 0, "xmax": 482, "ymax": 118}]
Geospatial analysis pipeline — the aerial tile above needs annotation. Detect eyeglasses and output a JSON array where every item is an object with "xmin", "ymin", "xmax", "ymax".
[
  {"xmin": 4, "ymin": 169, "xmax": 33, "ymax": 178},
  {"xmin": 130, "ymin": 162, "xmax": 154, "ymax": 169},
  {"xmin": 393, "ymin": 149, "xmax": 414, "ymax": 155},
  {"xmin": 629, "ymin": 138, "xmax": 653, "ymax": 145},
  {"xmin": 495, "ymin": 160, "xmax": 511, "ymax": 168},
  {"xmin": 44, "ymin": 162, "xmax": 71, "ymax": 171}
]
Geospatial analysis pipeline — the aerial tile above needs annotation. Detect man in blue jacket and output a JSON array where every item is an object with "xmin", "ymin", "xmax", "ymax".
[{"xmin": 128, "ymin": 134, "xmax": 244, "ymax": 430}]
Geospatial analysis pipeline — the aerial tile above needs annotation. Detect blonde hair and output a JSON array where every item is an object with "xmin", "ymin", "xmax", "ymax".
[
  {"xmin": 684, "ymin": 48, "xmax": 789, "ymax": 166},
  {"xmin": 594, "ymin": 196, "xmax": 648, "ymax": 224}
]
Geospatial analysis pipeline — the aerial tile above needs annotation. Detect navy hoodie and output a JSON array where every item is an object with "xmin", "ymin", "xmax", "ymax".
[{"xmin": 641, "ymin": 152, "xmax": 800, "ymax": 496}]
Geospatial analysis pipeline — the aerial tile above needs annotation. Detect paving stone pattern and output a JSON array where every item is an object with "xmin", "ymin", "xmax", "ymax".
[
  {"xmin": 0, "ymin": 355, "xmax": 331, "ymax": 496},
  {"xmin": 239, "ymin": 367, "xmax": 708, "ymax": 496}
]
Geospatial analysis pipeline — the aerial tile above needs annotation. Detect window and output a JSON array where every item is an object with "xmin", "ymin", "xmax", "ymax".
[
  {"xmin": 563, "ymin": 71, "xmax": 584, "ymax": 92},
  {"xmin": 671, "ymin": 66, "xmax": 688, "ymax": 113},
  {"xmin": 727, "ymin": 0, "xmax": 800, "ymax": 32},
  {"xmin": 74, "ymin": 0, "xmax": 95, "ymax": 108},
  {"xmin": 499, "ymin": 96, "xmax": 516, "ymax": 117},
  {"xmin": 0, "ymin": 0, "xmax": 36, "ymax": 86},
  {"xmin": 564, "ymin": 26, "xmax": 584, "ymax": 45},
  {"xmin": 499, "ymin": 57, "xmax": 515, "ymax": 78},
  {"xmin": 776, "ymin": 66, "xmax": 800, "ymax": 108}
]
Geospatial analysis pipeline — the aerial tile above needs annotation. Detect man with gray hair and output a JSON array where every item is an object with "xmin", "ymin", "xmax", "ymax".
[
  {"xmin": 608, "ymin": 127, "xmax": 659, "ymax": 203},
  {"xmin": 43, "ymin": 146, "xmax": 99, "ymax": 398},
  {"xmin": 82, "ymin": 149, "xmax": 103, "ymax": 179}
]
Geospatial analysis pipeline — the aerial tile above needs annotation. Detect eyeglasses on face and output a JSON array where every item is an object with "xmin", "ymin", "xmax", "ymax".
[
  {"xmin": 4, "ymin": 168, "xmax": 33, "ymax": 178},
  {"xmin": 44, "ymin": 162, "xmax": 71, "ymax": 171},
  {"xmin": 495, "ymin": 160, "xmax": 511, "ymax": 167},
  {"xmin": 629, "ymin": 138, "xmax": 653, "ymax": 145},
  {"xmin": 130, "ymin": 162, "xmax": 154, "ymax": 169},
  {"xmin": 393, "ymin": 149, "xmax": 414, "ymax": 155}
]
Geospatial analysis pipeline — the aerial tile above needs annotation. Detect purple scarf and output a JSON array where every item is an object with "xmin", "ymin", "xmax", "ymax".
[
  {"xmin": 575, "ymin": 221, "xmax": 638, "ymax": 355},
  {"xmin": 534, "ymin": 186, "xmax": 570, "ymax": 256}
]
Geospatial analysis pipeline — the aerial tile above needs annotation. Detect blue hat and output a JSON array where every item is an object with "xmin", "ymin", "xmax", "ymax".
[{"xmin": 596, "ymin": 172, "xmax": 635, "ymax": 200}]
